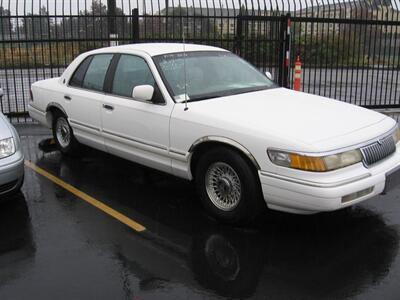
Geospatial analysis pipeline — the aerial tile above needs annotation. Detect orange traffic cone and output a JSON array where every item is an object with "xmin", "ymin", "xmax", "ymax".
[{"xmin": 294, "ymin": 56, "xmax": 301, "ymax": 91}]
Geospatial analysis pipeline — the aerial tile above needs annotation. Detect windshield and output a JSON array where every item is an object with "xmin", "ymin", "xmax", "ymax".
[{"xmin": 153, "ymin": 51, "xmax": 276, "ymax": 102}]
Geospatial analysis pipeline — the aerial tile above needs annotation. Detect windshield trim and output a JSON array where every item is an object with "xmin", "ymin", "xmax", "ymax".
[
  {"xmin": 152, "ymin": 50, "xmax": 277, "ymax": 103},
  {"xmin": 187, "ymin": 85, "xmax": 276, "ymax": 103}
]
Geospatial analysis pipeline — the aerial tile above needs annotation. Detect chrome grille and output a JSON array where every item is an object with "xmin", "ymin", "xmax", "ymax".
[{"xmin": 361, "ymin": 135, "xmax": 396, "ymax": 166}]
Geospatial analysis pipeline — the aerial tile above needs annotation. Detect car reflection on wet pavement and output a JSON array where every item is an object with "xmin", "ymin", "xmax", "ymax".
[
  {"xmin": 0, "ymin": 124, "xmax": 399, "ymax": 299},
  {"xmin": 0, "ymin": 194, "xmax": 35, "ymax": 287}
]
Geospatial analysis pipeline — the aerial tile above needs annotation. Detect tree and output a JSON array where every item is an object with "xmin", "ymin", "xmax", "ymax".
[
  {"xmin": 0, "ymin": 6, "xmax": 13, "ymax": 39},
  {"xmin": 21, "ymin": 6, "xmax": 52, "ymax": 40},
  {"xmin": 80, "ymin": 0, "xmax": 126, "ymax": 40}
]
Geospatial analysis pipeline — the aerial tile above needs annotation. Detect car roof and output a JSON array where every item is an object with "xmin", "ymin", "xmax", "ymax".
[{"xmin": 88, "ymin": 43, "xmax": 228, "ymax": 57}]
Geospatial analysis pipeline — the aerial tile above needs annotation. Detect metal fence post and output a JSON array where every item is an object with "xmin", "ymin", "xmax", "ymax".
[
  {"xmin": 284, "ymin": 13, "xmax": 291, "ymax": 89},
  {"xmin": 278, "ymin": 13, "xmax": 291, "ymax": 88},
  {"xmin": 132, "ymin": 8, "xmax": 139, "ymax": 43},
  {"xmin": 235, "ymin": 14, "xmax": 243, "ymax": 55},
  {"xmin": 278, "ymin": 15, "xmax": 285, "ymax": 87},
  {"xmin": 107, "ymin": 0, "xmax": 118, "ymax": 46}
]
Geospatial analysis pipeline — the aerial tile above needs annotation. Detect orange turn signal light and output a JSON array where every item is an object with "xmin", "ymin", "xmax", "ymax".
[{"xmin": 289, "ymin": 154, "xmax": 327, "ymax": 172}]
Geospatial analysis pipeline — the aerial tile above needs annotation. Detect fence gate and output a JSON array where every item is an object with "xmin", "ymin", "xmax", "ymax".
[
  {"xmin": 288, "ymin": 17, "xmax": 400, "ymax": 108},
  {"xmin": 0, "ymin": 0, "xmax": 399, "ymax": 123},
  {"xmin": 234, "ymin": 14, "xmax": 291, "ymax": 88}
]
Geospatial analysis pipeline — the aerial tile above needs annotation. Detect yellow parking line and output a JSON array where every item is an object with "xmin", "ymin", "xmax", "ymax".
[{"xmin": 24, "ymin": 160, "xmax": 146, "ymax": 233}]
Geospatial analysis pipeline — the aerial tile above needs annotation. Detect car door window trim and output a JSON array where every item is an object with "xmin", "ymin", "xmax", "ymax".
[
  {"xmin": 66, "ymin": 85, "xmax": 107, "ymax": 96},
  {"xmin": 104, "ymin": 54, "xmax": 121, "ymax": 94},
  {"xmin": 103, "ymin": 87, "xmax": 167, "ymax": 106},
  {"xmin": 82, "ymin": 54, "xmax": 114, "ymax": 92},
  {"xmin": 67, "ymin": 52, "xmax": 167, "ymax": 105},
  {"xmin": 69, "ymin": 55, "xmax": 93, "ymax": 88},
  {"xmin": 105, "ymin": 53, "xmax": 166, "ymax": 105},
  {"xmin": 67, "ymin": 53, "xmax": 114, "ymax": 93}
]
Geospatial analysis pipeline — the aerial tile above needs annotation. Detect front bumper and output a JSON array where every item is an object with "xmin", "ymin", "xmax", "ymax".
[
  {"xmin": 259, "ymin": 146, "xmax": 400, "ymax": 214},
  {"xmin": 0, "ymin": 149, "xmax": 24, "ymax": 197}
]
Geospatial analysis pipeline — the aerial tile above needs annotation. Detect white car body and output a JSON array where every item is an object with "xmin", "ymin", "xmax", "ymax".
[{"xmin": 28, "ymin": 43, "xmax": 400, "ymax": 215}]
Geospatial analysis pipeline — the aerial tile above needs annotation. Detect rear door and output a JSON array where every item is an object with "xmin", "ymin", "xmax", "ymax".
[
  {"xmin": 65, "ymin": 53, "xmax": 113, "ymax": 151},
  {"xmin": 101, "ymin": 53, "xmax": 173, "ymax": 173}
]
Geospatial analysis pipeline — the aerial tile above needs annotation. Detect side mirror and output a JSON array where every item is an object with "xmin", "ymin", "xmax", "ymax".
[
  {"xmin": 132, "ymin": 85, "xmax": 154, "ymax": 102},
  {"xmin": 265, "ymin": 71, "xmax": 273, "ymax": 81},
  {"xmin": 0, "ymin": 88, "xmax": 3, "ymax": 98}
]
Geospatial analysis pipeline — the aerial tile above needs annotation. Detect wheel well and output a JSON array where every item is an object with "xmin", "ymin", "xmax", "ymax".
[
  {"xmin": 46, "ymin": 106, "xmax": 65, "ymax": 127},
  {"xmin": 190, "ymin": 141, "xmax": 260, "ymax": 178}
]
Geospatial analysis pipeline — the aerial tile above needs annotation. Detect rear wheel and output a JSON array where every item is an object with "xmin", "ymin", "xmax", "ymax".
[
  {"xmin": 195, "ymin": 147, "xmax": 265, "ymax": 224},
  {"xmin": 52, "ymin": 111, "xmax": 80, "ymax": 155}
]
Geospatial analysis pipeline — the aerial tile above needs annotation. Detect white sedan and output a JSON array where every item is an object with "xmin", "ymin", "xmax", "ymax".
[{"xmin": 28, "ymin": 43, "xmax": 400, "ymax": 223}]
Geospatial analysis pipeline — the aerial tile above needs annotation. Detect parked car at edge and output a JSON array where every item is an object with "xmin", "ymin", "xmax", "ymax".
[
  {"xmin": 28, "ymin": 43, "xmax": 400, "ymax": 223},
  {"xmin": 0, "ymin": 88, "xmax": 24, "ymax": 199}
]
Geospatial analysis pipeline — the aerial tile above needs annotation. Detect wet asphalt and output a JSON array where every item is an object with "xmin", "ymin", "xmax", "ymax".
[{"xmin": 0, "ymin": 124, "xmax": 400, "ymax": 300}]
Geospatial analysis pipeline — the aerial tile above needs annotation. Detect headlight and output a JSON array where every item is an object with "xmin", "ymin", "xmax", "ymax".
[
  {"xmin": 392, "ymin": 126, "xmax": 400, "ymax": 145},
  {"xmin": 0, "ymin": 137, "xmax": 16, "ymax": 159},
  {"xmin": 267, "ymin": 148, "xmax": 362, "ymax": 172}
]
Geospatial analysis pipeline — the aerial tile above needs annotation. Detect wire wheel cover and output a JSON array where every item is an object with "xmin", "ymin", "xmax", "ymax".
[
  {"xmin": 56, "ymin": 118, "xmax": 71, "ymax": 148},
  {"xmin": 205, "ymin": 162, "xmax": 242, "ymax": 211}
]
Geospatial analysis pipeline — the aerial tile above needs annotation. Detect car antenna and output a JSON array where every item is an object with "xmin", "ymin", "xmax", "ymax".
[{"xmin": 181, "ymin": 11, "xmax": 189, "ymax": 111}]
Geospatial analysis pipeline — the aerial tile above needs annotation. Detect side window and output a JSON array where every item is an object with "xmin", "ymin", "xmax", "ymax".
[
  {"xmin": 82, "ymin": 54, "xmax": 113, "ymax": 91},
  {"xmin": 112, "ymin": 54, "xmax": 155, "ymax": 98},
  {"xmin": 69, "ymin": 56, "xmax": 92, "ymax": 87}
]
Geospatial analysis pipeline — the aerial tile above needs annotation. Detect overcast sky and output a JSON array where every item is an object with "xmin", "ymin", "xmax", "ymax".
[{"xmin": 1, "ymin": 0, "xmax": 399, "ymax": 15}]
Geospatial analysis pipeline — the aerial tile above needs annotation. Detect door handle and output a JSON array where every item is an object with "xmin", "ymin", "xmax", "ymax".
[
  {"xmin": 103, "ymin": 104, "xmax": 114, "ymax": 111},
  {"xmin": 64, "ymin": 95, "xmax": 71, "ymax": 100}
]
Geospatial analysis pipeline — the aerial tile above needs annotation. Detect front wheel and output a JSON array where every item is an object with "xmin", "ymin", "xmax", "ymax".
[
  {"xmin": 195, "ymin": 147, "xmax": 265, "ymax": 224},
  {"xmin": 52, "ymin": 111, "xmax": 80, "ymax": 155}
]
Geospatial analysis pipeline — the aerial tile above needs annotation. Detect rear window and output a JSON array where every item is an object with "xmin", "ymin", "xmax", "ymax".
[
  {"xmin": 82, "ymin": 54, "xmax": 113, "ymax": 91},
  {"xmin": 69, "ymin": 56, "xmax": 92, "ymax": 87}
]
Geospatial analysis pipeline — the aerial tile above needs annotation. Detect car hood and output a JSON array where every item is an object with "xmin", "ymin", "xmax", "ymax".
[{"xmin": 187, "ymin": 88, "xmax": 395, "ymax": 152}]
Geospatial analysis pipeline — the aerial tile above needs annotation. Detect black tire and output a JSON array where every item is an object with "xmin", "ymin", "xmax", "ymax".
[
  {"xmin": 195, "ymin": 147, "xmax": 265, "ymax": 224},
  {"xmin": 0, "ymin": 175, "xmax": 24, "ymax": 204},
  {"xmin": 52, "ymin": 110, "xmax": 80, "ymax": 155}
]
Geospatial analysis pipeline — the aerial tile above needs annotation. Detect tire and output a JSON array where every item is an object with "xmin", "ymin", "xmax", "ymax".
[
  {"xmin": 0, "ymin": 175, "xmax": 24, "ymax": 204},
  {"xmin": 52, "ymin": 111, "xmax": 80, "ymax": 155},
  {"xmin": 195, "ymin": 147, "xmax": 265, "ymax": 224}
]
